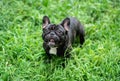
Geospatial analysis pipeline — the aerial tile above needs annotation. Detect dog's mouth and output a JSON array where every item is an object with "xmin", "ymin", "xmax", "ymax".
[{"xmin": 48, "ymin": 39, "xmax": 56, "ymax": 47}]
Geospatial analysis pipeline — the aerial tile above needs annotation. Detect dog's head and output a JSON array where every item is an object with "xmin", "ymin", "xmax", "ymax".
[{"xmin": 42, "ymin": 16, "xmax": 70, "ymax": 48}]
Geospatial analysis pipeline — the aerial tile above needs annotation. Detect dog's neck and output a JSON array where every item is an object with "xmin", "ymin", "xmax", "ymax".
[{"xmin": 49, "ymin": 47, "xmax": 57, "ymax": 55}]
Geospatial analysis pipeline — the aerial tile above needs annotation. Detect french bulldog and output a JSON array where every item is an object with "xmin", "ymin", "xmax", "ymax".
[{"xmin": 42, "ymin": 16, "xmax": 85, "ymax": 59}]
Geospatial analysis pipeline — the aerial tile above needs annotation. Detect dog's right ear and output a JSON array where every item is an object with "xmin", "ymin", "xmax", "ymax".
[
  {"xmin": 42, "ymin": 16, "xmax": 50, "ymax": 28},
  {"xmin": 61, "ymin": 17, "xmax": 70, "ymax": 31}
]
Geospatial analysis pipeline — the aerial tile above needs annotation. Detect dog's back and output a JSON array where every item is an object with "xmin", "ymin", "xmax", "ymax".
[{"xmin": 68, "ymin": 17, "xmax": 85, "ymax": 45}]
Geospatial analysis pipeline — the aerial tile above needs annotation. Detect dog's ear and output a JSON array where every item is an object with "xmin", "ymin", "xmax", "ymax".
[
  {"xmin": 42, "ymin": 16, "xmax": 50, "ymax": 28},
  {"xmin": 61, "ymin": 17, "xmax": 70, "ymax": 31}
]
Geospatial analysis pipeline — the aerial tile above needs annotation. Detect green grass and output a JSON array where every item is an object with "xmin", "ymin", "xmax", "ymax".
[{"xmin": 0, "ymin": 0, "xmax": 120, "ymax": 81}]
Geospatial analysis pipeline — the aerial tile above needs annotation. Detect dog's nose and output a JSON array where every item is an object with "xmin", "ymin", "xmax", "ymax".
[{"xmin": 50, "ymin": 32, "xmax": 55, "ymax": 35}]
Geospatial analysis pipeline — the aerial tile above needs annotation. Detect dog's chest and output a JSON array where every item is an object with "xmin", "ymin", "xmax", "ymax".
[{"xmin": 49, "ymin": 47, "xmax": 57, "ymax": 55}]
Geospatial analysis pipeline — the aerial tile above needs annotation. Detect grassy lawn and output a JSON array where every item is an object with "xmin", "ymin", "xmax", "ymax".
[{"xmin": 0, "ymin": 0, "xmax": 120, "ymax": 81}]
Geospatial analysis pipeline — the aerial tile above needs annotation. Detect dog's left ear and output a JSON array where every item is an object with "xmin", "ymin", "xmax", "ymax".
[
  {"xmin": 61, "ymin": 18, "xmax": 70, "ymax": 31},
  {"xmin": 42, "ymin": 16, "xmax": 50, "ymax": 28}
]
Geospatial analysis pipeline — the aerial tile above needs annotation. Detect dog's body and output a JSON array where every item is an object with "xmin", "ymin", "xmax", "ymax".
[{"xmin": 42, "ymin": 16, "xmax": 85, "ymax": 58}]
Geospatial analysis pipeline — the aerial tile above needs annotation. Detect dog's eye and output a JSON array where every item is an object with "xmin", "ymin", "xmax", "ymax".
[
  {"xmin": 43, "ymin": 29, "xmax": 50, "ymax": 34},
  {"xmin": 56, "ymin": 30, "xmax": 63, "ymax": 35}
]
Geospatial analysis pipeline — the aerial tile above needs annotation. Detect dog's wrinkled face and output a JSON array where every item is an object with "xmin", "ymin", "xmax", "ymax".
[
  {"xmin": 42, "ymin": 16, "xmax": 70, "ymax": 48},
  {"xmin": 42, "ymin": 24, "xmax": 66, "ymax": 47}
]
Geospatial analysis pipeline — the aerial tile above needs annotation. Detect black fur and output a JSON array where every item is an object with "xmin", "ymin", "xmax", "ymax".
[{"xmin": 42, "ymin": 16, "xmax": 85, "ymax": 59}]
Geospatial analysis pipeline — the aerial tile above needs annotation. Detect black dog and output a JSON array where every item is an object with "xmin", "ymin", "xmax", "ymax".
[{"xmin": 42, "ymin": 16, "xmax": 85, "ymax": 59}]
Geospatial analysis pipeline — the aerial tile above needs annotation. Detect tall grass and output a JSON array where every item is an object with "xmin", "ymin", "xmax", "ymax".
[{"xmin": 0, "ymin": 0, "xmax": 120, "ymax": 81}]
